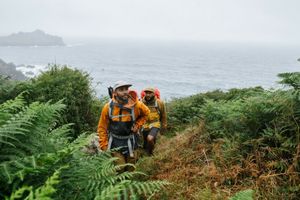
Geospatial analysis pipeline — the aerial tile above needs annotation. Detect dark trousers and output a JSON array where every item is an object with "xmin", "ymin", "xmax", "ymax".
[{"xmin": 142, "ymin": 127, "xmax": 160, "ymax": 155}]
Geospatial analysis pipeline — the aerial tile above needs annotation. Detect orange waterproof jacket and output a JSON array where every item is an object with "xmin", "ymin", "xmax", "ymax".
[{"xmin": 97, "ymin": 93, "xmax": 150, "ymax": 150}]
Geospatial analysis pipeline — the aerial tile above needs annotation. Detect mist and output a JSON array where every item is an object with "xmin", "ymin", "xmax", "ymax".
[{"xmin": 1, "ymin": 0, "xmax": 300, "ymax": 44}]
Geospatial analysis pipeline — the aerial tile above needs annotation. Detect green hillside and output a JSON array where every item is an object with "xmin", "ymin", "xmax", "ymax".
[
  {"xmin": 1, "ymin": 66, "xmax": 300, "ymax": 199},
  {"xmin": 138, "ymin": 72, "xmax": 300, "ymax": 199}
]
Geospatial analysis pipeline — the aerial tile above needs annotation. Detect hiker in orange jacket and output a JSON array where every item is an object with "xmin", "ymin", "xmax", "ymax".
[
  {"xmin": 141, "ymin": 87, "xmax": 167, "ymax": 155},
  {"xmin": 97, "ymin": 81, "xmax": 150, "ymax": 171}
]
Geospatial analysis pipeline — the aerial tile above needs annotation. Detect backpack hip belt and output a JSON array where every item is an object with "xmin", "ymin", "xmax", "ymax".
[{"xmin": 107, "ymin": 133, "xmax": 136, "ymax": 157}]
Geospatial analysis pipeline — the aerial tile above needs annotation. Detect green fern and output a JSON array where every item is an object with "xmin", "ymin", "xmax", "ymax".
[
  {"xmin": 55, "ymin": 150, "xmax": 169, "ymax": 200},
  {"xmin": 0, "ymin": 99, "xmax": 67, "ymax": 162},
  {"xmin": 229, "ymin": 189, "xmax": 254, "ymax": 200},
  {"xmin": 96, "ymin": 180, "xmax": 169, "ymax": 200},
  {"xmin": 1, "ymin": 96, "xmax": 169, "ymax": 200},
  {"xmin": 6, "ymin": 168, "xmax": 62, "ymax": 200},
  {"xmin": 26, "ymin": 168, "xmax": 61, "ymax": 200},
  {"xmin": 0, "ymin": 94, "xmax": 25, "ymax": 126},
  {"xmin": 278, "ymin": 72, "xmax": 300, "ymax": 90},
  {"xmin": 5, "ymin": 186, "xmax": 32, "ymax": 200}
]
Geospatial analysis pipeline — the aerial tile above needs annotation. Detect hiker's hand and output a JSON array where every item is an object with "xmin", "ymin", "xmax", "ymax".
[
  {"xmin": 136, "ymin": 130, "xmax": 141, "ymax": 136},
  {"xmin": 131, "ymin": 124, "xmax": 139, "ymax": 133},
  {"xmin": 102, "ymin": 145, "xmax": 108, "ymax": 151}
]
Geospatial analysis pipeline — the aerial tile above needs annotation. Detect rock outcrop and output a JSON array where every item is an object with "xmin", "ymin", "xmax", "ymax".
[
  {"xmin": 0, "ymin": 59, "xmax": 26, "ymax": 80},
  {"xmin": 0, "ymin": 30, "xmax": 65, "ymax": 46}
]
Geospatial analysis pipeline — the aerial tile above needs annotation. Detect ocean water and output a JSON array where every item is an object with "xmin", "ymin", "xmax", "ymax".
[{"xmin": 1, "ymin": 40, "xmax": 300, "ymax": 99}]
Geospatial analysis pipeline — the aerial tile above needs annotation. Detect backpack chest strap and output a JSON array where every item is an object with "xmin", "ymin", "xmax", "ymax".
[
  {"xmin": 108, "ymin": 100, "xmax": 136, "ymax": 121},
  {"xmin": 147, "ymin": 100, "xmax": 160, "ymax": 116}
]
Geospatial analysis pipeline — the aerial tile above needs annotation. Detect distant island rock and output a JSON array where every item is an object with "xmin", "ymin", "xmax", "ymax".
[
  {"xmin": 0, "ymin": 30, "xmax": 65, "ymax": 46},
  {"xmin": 0, "ymin": 59, "xmax": 27, "ymax": 80}
]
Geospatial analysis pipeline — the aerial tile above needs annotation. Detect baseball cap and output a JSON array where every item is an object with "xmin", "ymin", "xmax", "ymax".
[{"xmin": 113, "ymin": 80, "xmax": 132, "ymax": 91}]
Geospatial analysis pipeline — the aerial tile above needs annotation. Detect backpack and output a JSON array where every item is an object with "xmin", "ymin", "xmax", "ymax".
[{"xmin": 140, "ymin": 88, "xmax": 161, "ymax": 99}]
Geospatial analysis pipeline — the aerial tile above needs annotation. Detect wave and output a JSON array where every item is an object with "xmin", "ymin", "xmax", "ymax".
[{"xmin": 16, "ymin": 64, "xmax": 48, "ymax": 78}]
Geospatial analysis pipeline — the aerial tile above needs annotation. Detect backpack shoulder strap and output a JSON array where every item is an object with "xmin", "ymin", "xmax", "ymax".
[
  {"xmin": 108, "ymin": 99, "xmax": 135, "ymax": 122},
  {"xmin": 155, "ymin": 100, "xmax": 161, "ymax": 116},
  {"xmin": 130, "ymin": 106, "xmax": 136, "ymax": 122},
  {"xmin": 108, "ymin": 99, "xmax": 114, "ymax": 119}
]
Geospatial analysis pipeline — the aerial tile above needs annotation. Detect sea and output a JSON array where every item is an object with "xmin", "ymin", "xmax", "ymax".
[{"xmin": 1, "ymin": 39, "xmax": 300, "ymax": 100}]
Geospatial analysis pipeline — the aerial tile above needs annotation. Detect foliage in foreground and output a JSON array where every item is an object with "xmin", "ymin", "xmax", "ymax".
[{"xmin": 0, "ymin": 95, "xmax": 168, "ymax": 200}]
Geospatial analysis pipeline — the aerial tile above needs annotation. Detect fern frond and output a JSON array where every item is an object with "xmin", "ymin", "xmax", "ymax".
[
  {"xmin": 48, "ymin": 123, "xmax": 72, "ymax": 138},
  {"xmin": 0, "ymin": 100, "xmax": 68, "ymax": 161},
  {"xmin": 5, "ymin": 186, "xmax": 32, "ymax": 200},
  {"xmin": 229, "ymin": 189, "xmax": 254, "ymax": 200},
  {"xmin": 97, "ymin": 180, "xmax": 170, "ymax": 200},
  {"xmin": 113, "ymin": 171, "xmax": 146, "ymax": 183},
  {"xmin": 6, "ymin": 167, "xmax": 63, "ymax": 200},
  {"xmin": 66, "ymin": 132, "xmax": 89, "ymax": 152},
  {"xmin": 0, "ymin": 93, "xmax": 26, "ymax": 127},
  {"xmin": 278, "ymin": 72, "xmax": 300, "ymax": 90},
  {"xmin": 0, "ymin": 93, "xmax": 26, "ymax": 113},
  {"xmin": 27, "ymin": 168, "xmax": 62, "ymax": 200},
  {"xmin": 0, "ymin": 151, "xmax": 66, "ymax": 184}
]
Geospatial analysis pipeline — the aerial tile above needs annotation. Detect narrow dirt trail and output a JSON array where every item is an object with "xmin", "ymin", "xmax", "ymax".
[{"xmin": 136, "ymin": 122, "xmax": 216, "ymax": 199}]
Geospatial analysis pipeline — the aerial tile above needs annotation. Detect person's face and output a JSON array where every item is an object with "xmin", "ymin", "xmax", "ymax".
[
  {"xmin": 145, "ymin": 91, "xmax": 155, "ymax": 101},
  {"xmin": 115, "ymin": 86, "xmax": 129, "ymax": 102}
]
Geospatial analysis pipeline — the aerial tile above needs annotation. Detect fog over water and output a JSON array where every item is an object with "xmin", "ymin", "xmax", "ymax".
[
  {"xmin": 1, "ymin": 0, "xmax": 300, "ymax": 45},
  {"xmin": 1, "ymin": 40, "xmax": 299, "ymax": 99}
]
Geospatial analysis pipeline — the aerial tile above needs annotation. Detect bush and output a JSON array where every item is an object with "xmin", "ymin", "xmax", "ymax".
[
  {"xmin": 0, "ymin": 76, "xmax": 27, "ymax": 103},
  {"xmin": 197, "ymin": 73, "xmax": 300, "ymax": 198},
  {"xmin": 166, "ymin": 87, "xmax": 264, "ymax": 133},
  {"xmin": 161, "ymin": 73, "xmax": 300, "ymax": 198},
  {"xmin": 30, "ymin": 65, "xmax": 102, "ymax": 138}
]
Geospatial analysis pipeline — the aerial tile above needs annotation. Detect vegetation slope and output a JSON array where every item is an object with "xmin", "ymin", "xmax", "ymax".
[
  {"xmin": 1, "ymin": 65, "xmax": 300, "ymax": 199},
  {"xmin": 138, "ymin": 72, "xmax": 300, "ymax": 200}
]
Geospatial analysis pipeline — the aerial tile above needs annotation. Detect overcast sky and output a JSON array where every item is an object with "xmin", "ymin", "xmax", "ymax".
[{"xmin": 1, "ymin": 0, "xmax": 300, "ymax": 44}]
